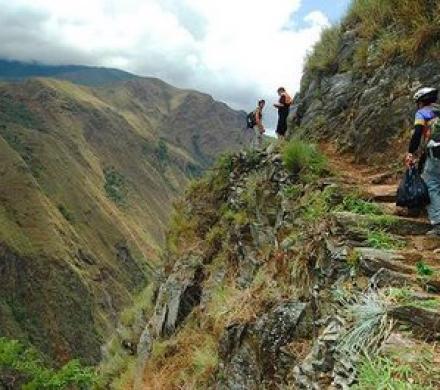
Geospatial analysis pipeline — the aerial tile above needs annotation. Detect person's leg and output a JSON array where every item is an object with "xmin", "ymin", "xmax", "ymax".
[
  {"xmin": 279, "ymin": 111, "xmax": 288, "ymax": 140},
  {"xmin": 252, "ymin": 126, "xmax": 261, "ymax": 150},
  {"xmin": 276, "ymin": 115, "xmax": 283, "ymax": 140},
  {"xmin": 423, "ymin": 158, "xmax": 440, "ymax": 233}
]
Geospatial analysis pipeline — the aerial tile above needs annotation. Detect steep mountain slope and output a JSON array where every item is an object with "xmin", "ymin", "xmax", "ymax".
[
  {"xmin": 0, "ymin": 76, "xmax": 246, "ymax": 364},
  {"xmin": 294, "ymin": 0, "xmax": 440, "ymax": 163}
]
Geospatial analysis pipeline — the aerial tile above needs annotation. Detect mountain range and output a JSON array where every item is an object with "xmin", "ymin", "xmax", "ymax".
[{"xmin": 0, "ymin": 60, "xmax": 246, "ymax": 363}]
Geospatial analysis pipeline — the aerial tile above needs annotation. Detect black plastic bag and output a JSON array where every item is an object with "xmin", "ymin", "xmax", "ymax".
[{"xmin": 396, "ymin": 166, "xmax": 430, "ymax": 208}]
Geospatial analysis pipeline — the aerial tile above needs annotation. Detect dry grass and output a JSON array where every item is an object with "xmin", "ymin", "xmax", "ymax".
[
  {"xmin": 141, "ymin": 322, "xmax": 219, "ymax": 389},
  {"xmin": 304, "ymin": 25, "xmax": 342, "ymax": 73},
  {"xmin": 347, "ymin": 0, "xmax": 440, "ymax": 67}
]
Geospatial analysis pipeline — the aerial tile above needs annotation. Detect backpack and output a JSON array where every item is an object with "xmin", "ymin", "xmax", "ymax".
[
  {"xmin": 419, "ymin": 104, "xmax": 440, "ymax": 142},
  {"xmin": 429, "ymin": 106, "xmax": 440, "ymax": 143},
  {"xmin": 246, "ymin": 109, "xmax": 262, "ymax": 129}
]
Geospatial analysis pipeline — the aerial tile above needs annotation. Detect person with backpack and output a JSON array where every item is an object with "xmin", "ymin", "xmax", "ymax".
[
  {"xmin": 246, "ymin": 99, "xmax": 266, "ymax": 149},
  {"xmin": 274, "ymin": 87, "xmax": 292, "ymax": 139},
  {"xmin": 406, "ymin": 87, "xmax": 440, "ymax": 235}
]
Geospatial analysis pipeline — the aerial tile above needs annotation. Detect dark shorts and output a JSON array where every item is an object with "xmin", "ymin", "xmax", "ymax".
[{"xmin": 276, "ymin": 110, "xmax": 289, "ymax": 136}]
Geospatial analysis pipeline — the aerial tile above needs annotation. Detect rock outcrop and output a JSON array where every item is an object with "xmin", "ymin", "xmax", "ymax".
[
  {"xmin": 118, "ymin": 141, "xmax": 440, "ymax": 389},
  {"xmin": 295, "ymin": 23, "xmax": 440, "ymax": 163}
]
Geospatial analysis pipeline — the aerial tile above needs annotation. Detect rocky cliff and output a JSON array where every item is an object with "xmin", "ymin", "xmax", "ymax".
[
  {"xmin": 106, "ymin": 141, "xmax": 440, "ymax": 389},
  {"xmin": 295, "ymin": 0, "xmax": 440, "ymax": 163},
  {"xmin": 0, "ymin": 75, "xmax": 245, "ymax": 365}
]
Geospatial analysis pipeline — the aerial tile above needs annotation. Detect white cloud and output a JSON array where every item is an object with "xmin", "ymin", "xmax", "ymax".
[{"xmin": 0, "ymin": 0, "xmax": 330, "ymax": 128}]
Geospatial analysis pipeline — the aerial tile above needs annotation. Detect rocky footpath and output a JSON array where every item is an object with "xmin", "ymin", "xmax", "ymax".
[{"xmin": 104, "ymin": 142, "xmax": 440, "ymax": 389}]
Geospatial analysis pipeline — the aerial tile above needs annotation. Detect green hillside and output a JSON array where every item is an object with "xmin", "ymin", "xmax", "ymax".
[{"xmin": 0, "ymin": 76, "xmax": 245, "ymax": 364}]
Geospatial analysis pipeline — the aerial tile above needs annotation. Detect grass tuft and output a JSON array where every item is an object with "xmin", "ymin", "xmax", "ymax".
[
  {"xmin": 282, "ymin": 140, "xmax": 327, "ymax": 177},
  {"xmin": 416, "ymin": 261, "xmax": 435, "ymax": 278},
  {"xmin": 304, "ymin": 25, "xmax": 342, "ymax": 74},
  {"xmin": 366, "ymin": 230, "xmax": 405, "ymax": 250},
  {"xmin": 345, "ymin": 0, "xmax": 440, "ymax": 66},
  {"xmin": 337, "ymin": 193, "xmax": 383, "ymax": 216}
]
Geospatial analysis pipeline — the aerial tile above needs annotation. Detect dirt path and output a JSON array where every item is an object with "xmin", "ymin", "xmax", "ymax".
[{"xmin": 320, "ymin": 142, "xmax": 440, "ymax": 286}]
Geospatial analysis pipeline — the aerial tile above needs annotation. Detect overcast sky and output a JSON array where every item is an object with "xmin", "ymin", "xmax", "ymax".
[{"xmin": 0, "ymin": 0, "xmax": 350, "ymax": 129}]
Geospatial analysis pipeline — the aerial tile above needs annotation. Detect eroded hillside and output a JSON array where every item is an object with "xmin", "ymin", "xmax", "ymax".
[{"xmin": 0, "ymin": 76, "xmax": 245, "ymax": 364}]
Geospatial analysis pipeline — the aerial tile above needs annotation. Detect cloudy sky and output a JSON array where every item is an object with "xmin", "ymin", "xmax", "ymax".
[{"xmin": 0, "ymin": 0, "xmax": 350, "ymax": 128}]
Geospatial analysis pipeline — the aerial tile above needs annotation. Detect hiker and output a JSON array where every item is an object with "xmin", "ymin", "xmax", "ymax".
[
  {"xmin": 406, "ymin": 87, "xmax": 440, "ymax": 235},
  {"xmin": 274, "ymin": 87, "xmax": 292, "ymax": 139},
  {"xmin": 246, "ymin": 99, "xmax": 265, "ymax": 149}
]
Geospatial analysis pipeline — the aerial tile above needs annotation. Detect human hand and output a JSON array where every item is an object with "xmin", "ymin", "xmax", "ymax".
[{"xmin": 405, "ymin": 153, "xmax": 415, "ymax": 167}]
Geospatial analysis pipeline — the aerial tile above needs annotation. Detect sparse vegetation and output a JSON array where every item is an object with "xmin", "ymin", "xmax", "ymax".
[
  {"xmin": 0, "ymin": 96, "xmax": 43, "ymax": 129},
  {"xmin": 99, "ymin": 285, "xmax": 156, "ymax": 388},
  {"xmin": 0, "ymin": 126, "xmax": 43, "ymax": 176},
  {"xmin": 282, "ymin": 184, "xmax": 303, "ymax": 200},
  {"xmin": 0, "ymin": 338, "xmax": 97, "ymax": 389}
]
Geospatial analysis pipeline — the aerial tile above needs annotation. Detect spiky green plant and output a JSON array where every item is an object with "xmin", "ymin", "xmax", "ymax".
[
  {"xmin": 338, "ymin": 292, "xmax": 393, "ymax": 356},
  {"xmin": 416, "ymin": 261, "xmax": 434, "ymax": 277}
]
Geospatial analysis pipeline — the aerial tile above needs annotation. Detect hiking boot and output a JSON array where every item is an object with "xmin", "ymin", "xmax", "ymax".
[{"xmin": 427, "ymin": 224, "xmax": 440, "ymax": 236}]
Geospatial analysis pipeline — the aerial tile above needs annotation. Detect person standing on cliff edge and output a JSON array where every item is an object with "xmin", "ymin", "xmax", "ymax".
[
  {"xmin": 274, "ymin": 87, "xmax": 292, "ymax": 140},
  {"xmin": 406, "ymin": 87, "xmax": 440, "ymax": 236},
  {"xmin": 246, "ymin": 99, "xmax": 266, "ymax": 149}
]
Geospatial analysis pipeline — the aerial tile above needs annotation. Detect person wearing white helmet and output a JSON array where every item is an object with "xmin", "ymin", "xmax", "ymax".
[{"xmin": 407, "ymin": 86, "xmax": 440, "ymax": 235}]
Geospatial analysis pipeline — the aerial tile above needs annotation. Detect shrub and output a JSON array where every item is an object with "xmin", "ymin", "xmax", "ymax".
[
  {"xmin": 282, "ymin": 140, "xmax": 327, "ymax": 176},
  {"xmin": 155, "ymin": 139, "xmax": 169, "ymax": 165},
  {"xmin": 0, "ymin": 338, "xmax": 97, "ymax": 389},
  {"xmin": 416, "ymin": 261, "xmax": 434, "ymax": 277},
  {"xmin": 57, "ymin": 204, "xmax": 75, "ymax": 223},
  {"xmin": 104, "ymin": 167, "xmax": 127, "ymax": 205}
]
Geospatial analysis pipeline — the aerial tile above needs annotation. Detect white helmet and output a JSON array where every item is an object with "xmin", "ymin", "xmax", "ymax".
[{"xmin": 413, "ymin": 87, "xmax": 438, "ymax": 103}]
